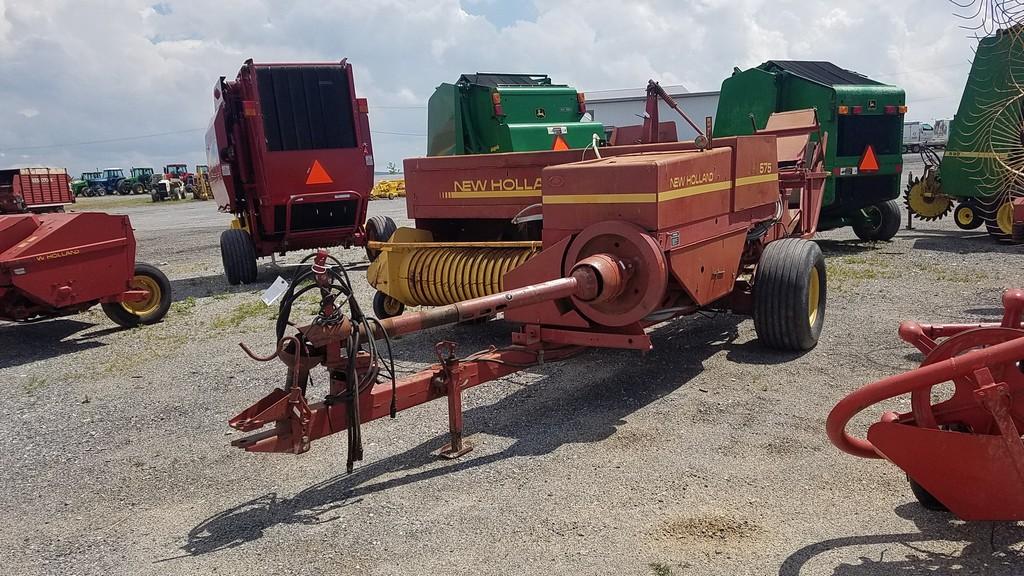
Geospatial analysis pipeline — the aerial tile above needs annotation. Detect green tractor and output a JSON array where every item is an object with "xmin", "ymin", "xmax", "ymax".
[
  {"xmin": 715, "ymin": 61, "xmax": 906, "ymax": 241},
  {"xmin": 71, "ymin": 169, "xmax": 102, "ymax": 195},
  {"xmin": 71, "ymin": 171, "xmax": 100, "ymax": 197},
  {"xmin": 427, "ymin": 73, "xmax": 605, "ymax": 156},
  {"xmin": 122, "ymin": 167, "xmax": 157, "ymax": 195},
  {"xmin": 904, "ymin": 25, "xmax": 1024, "ymax": 241}
]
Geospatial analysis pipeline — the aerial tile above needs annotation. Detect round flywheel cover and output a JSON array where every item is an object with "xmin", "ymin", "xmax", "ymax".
[{"xmin": 564, "ymin": 221, "xmax": 668, "ymax": 327}]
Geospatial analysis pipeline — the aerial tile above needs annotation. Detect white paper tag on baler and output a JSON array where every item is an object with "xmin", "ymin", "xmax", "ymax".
[{"xmin": 262, "ymin": 276, "xmax": 289, "ymax": 305}]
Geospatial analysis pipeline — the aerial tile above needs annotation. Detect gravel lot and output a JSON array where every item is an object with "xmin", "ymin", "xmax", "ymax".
[{"xmin": 2, "ymin": 157, "xmax": 1023, "ymax": 576}]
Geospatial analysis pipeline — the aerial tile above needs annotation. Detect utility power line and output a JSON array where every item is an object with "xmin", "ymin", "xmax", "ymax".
[
  {"xmin": 0, "ymin": 125, "xmax": 425, "ymax": 153},
  {"xmin": 0, "ymin": 128, "xmax": 205, "ymax": 153}
]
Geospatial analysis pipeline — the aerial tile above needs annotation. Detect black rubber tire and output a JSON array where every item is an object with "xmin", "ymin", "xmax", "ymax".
[
  {"xmin": 985, "ymin": 221, "xmax": 1011, "ymax": 242},
  {"xmin": 101, "ymin": 262, "xmax": 172, "ymax": 328},
  {"xmin": 373, "ymin": 291, "xmax": 405, "ymax": 319},
  {"xmin": 1013, "ymin": 222, "xmax": 1024, "ymax": 243},
  {"xmin": 133, "ymin": 183, "xmax": 144, "ymax": 195},
  {"xmin": 852, "ymin": 200, "xmax": 901, "ymax": 241},
  {"xmin": 909, "ymin": 477, "xmax": 948, "ymax": 512},
  {"xmin": 220, "ymin": 228, "xmax": 258, "ymax": 285},
  {"xmin": 753, "ymin": 238, "xmax": 826, "ymax": 351},
  {"xmin": 953, "ymin": 202, "xmax": 984, "ymax": 230},
  {"xmin": 365, "ymin": 215, "xmax": 397, "ymax": 261}
]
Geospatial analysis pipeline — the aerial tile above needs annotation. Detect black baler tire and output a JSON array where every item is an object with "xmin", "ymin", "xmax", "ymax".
[
  {"xmin": 365, "ymin": 215, "xmax": 398, "ymax": 262},
  {"xmin": 220, "ymin": 228, "xmax": 258, "ymax": 285},
  {"xmin": 909, "ymin": 477, "xmax": 948, "ymax": 512},
  {"xmin": 852, "ymin": 200, "xmax": 901, "ymax": 241},
  {"xmin": 373, "ymin": 291, "xmax": 405, "ymax": 319},
  {"xmin": 101, "ymin": 262, "xmax": 172, "ymax": 328},
  {"xmin": 753, "ymin": 238, "xmax": 826, "ymax": 351}
]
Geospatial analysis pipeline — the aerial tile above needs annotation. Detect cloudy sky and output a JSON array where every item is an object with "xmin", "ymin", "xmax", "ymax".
[{"xmin": 0, "ymin": 0, "xmax": 992, "ymax": 175}]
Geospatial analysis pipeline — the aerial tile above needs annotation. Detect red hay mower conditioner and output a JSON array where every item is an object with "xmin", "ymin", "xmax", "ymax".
[
  {"xmin": 828, "ymin": 289, "xmax": 1024, "ymax": 521},
  {"xmin": 228, "ymin": 110, "xmax": 830, "ymax": 472},
  {"xmin": 0, "ymin": 212, "xmax": 171, "ymax": 327},
  {"xmin": 206, "ymin": 59, "xmax": 396, "ymax": 285}
]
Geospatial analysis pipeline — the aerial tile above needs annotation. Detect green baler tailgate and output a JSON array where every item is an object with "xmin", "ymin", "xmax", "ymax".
[{"xmin": 504, "ymin": 122, "xmax": 605, "ymax": 152}]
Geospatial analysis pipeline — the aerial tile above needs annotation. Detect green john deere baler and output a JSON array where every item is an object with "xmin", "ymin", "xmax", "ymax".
[
  {"xmin": 714, "ymin": 61, "xmax": 906, "ymax": 241},
  {"xmin": 427, "ymin": 73, "xmax": 605, "ymax": 156}
]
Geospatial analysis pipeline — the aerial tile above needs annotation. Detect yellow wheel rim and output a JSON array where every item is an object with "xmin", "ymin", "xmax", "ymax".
[
  {"xmin": 906, "ymin": 176, "xmax": 952, "ymax": 219},
  {"xmin": 956, "ymin": 205, "xmax": 975, "ymax": 226},
  {"xmin": 996, "ymin": 202, "xmax": 1014, "ymax": 235},
  {"xmin": 383, "ymin": 295, "xmax": 403, "ymax": 316},
  {"xmin": 121, "ymin": 275, "xmax": 161, "ymax": 316},
  {"xmin": 807, "ymin": 268, "xmax": 820, "ymax": 327}
]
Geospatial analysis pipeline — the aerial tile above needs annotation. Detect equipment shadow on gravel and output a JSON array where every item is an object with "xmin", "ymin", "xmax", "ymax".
[
  {"xmin": 815, "ymin": 239, "xmax": 880, "ymax": 257},
  {"xmin": 900, "ymin": 229, "xmax": 1022, "ymax": 256},
  {"xmin": 0, "ymin": 318, "xmax": 116, "ymax": 369},
  {"xmin": 778, "ymin": 503, "xmax": 1024, "ymax": 576},
  {"xmin": 176, "ymin": 314, "xmax": 758, "ymax": 558}
]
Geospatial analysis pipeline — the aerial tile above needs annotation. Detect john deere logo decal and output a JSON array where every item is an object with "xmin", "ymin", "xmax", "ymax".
[{"xmin": 535, "ymin": 108, "xmax": 546, "ymax": 119}]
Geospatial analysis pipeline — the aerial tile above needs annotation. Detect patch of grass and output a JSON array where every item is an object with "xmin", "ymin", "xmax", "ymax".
[
  {"xmin": 70, "ymin": 195, "xmax": 153, "ymax": 211},
  {"xmin": 22, "ymin": 375, "xmax": 47, "ymax": 394},
  {"xmin": 172, "ymin": 296, "xmax": 197, "ymax": 314},
  {"xmin": 212, "ymin": 293, "xmax": 231, "ymax": 301},
  {"xmin": 101, "ymin": 331, "xmax": 188, "ymax": 375},
  {"xmin": 212, "ymin": 299, "xmax": 277, "ymax": 329},
  {"xmin": 912, "ymin": 262, "xmax": 987, "ymax": 284}
]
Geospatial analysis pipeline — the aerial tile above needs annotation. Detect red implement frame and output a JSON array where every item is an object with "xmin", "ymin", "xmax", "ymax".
[{"xmin": 827, "ymin": 289, "xmax": 1024, "ymax": 521}]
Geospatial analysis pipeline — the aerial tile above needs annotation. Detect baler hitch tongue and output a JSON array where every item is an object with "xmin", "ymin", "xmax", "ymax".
[
  {"xmin": 228, "ymin": 251, "xmax": 631, "ymax": 460},
  {"xmin": 826, "ymin": 288, "xmax": 1024, "ymax": 521}
]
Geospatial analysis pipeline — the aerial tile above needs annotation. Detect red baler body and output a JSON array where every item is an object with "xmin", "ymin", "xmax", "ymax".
[
  {"xmin": 0, "ymin": 212, "xmax": 136, "ymax": 321},
  {"xmin": 206, "ymin": 60, "xmax": 374, "ymax": 257}
]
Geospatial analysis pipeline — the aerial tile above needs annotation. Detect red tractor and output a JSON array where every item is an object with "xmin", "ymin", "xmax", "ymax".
[{"xmin": 205, "ymin": 59, "xmax": 394, "ymax": 285}]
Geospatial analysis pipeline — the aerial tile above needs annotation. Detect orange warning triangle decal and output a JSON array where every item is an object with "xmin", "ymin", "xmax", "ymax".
[
  {"xmin": 859, "ymin": 145, "xmax": 879, "ymax": 172},
  {"xmin": 552, "ymin": 134, "xmax": 570, "ymax": 151},
  {"xmin": 306, "ymin": 160, "xmax": 334, "ymax": 185}
]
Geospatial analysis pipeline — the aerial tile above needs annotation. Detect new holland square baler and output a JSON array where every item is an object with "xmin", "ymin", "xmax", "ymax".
[
  {"xmin": 228, "ymin": 110, "xmax": 830, "ymax": 472},
  {"xmin": 0, "ymin": 212, "xmax": 171, "ymax": 327},
  {"xmin": 206, "ymin": 59, "xmax": 396, "ymax": 285}
]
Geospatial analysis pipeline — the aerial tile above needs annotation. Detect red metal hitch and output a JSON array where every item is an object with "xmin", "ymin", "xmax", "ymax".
[
  {"xmin": 827, "ymin": 289, "xmax": 1024, "ymax": 520},
  {"xmin": 229, "ymin": 251, "xmax": 613, "ymax": 463}
]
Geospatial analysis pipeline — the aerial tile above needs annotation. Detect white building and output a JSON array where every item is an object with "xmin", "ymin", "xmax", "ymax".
[{"xmin": 583, "ymin": 84, "xmax": 721, "ymax": 141}]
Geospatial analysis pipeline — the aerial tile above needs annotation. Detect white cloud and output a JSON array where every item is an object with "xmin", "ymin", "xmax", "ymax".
[{"xmin": 0, "ymin": 0, "xmax": 986, "ymax": 174}]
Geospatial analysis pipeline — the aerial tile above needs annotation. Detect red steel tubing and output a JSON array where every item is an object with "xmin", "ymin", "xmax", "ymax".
[
  {"xmin": 826, "ymin": 333, "xmax": 1024, "ymax": 459},
  {"xmin": 232, "ymin": 346, "xmax": 581, "ymax": 453}
]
